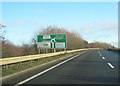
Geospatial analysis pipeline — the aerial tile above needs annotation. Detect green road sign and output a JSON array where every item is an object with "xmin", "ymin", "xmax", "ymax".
[{"xmin": 37, "ymin": 34, "xmax": 67, "ymax": 49}]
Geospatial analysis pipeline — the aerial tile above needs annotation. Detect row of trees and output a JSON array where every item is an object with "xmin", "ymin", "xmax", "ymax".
[
  {"xmin": 88, "ymin": 42, "xmax": 114, "ymax": 49},
  {"xmin": 93, "ymin": 42, "xmax": 114, "ymax": 49},
  {"xmin": 1, "ymin": 26, "xmax": 113, "ymax": 58}
]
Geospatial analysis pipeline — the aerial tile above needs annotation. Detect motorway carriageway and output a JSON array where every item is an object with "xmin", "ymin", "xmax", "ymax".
[{"xmin": 3, "ymin": 50, "xmax": 118, "ymax": 85}]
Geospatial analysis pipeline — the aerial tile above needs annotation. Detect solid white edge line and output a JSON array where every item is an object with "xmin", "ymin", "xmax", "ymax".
[
  {"xmin": 108, "ymin": 63, "xmax": 114, "ymax": 68},
  {"xmin": 14, "ymin": 52, "xmax": 85, "ymax": 86}
]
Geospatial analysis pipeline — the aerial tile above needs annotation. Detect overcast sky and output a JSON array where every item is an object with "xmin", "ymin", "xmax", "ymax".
[{"xmin": 1, "ymin": 2, "xmax": 118, "ymax": 47}]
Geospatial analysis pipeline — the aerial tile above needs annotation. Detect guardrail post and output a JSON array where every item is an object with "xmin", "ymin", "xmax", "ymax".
[
  {"xmin": 3, "ymin": 65, "xmax": 5, "ymax": 69},
  {"xmin": 19, "ymin": 62, "xmax": 21, "ymax": 66},
  {"xmin": 38, "ymin": 59, "xmax": 39, "ymax": 62},
  {"xmin": 5, "ymin": 64, "xmax": 8, "ymax": 69},
  {"xmin": 29, "ymin": 60, "xmax": 31, "ymax": 67},
  {"xmin": 30, "ymin": 60, "xmax": 33, "ymax": 65}
]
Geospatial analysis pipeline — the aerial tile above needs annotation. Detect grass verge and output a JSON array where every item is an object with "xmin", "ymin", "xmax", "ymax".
[{"xmin": 2, "ymin": 51, "xmax": 85, "ymax": 77}]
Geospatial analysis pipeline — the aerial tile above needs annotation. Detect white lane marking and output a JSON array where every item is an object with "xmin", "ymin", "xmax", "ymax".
[
  {"xmin": 98, "ymin": 51, "xmax": 102, "ymax": 56},
  {"xmin": 99, "ymin": 52, "xmax": 102, "ymax": 56},
  {"xmin": 108, "ymin": 63, "xmax": 114, "ymax": 68},
  {"xmin": 98, "ymin": 51, "xmax": 114, "ymax": 69},
  {"xmin": 14, "ymin": 52, "xmax": 85, "ymax": 86},
  {"xmin": 98, "ymin": 51, "xmax": 100, "ymax": 54},
  {"xmin": 102, "ymin": 57, "xmax": 105, "ymax": 59},
  {"xmin": 99, "ymin": 54, "xmax": 102, "ymax": 56}
]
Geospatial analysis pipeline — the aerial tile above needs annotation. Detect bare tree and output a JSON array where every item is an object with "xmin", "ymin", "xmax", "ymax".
[{"xmin": 32, "ymin": 25, "xmax": 88, "ymax": 52}]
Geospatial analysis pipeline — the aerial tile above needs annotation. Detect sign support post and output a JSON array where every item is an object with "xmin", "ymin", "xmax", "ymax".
[
  {"xmin": 64, "ymin": 48, "xmax": 67, "ymax": 53},
  {"xmin": 54, "ymin": 48, "xmax": 56, "ymax": 53},
  {"xmin": 46, "ymin": 49, "xmax": 48, "ymax": 53},
  {"xmin": 38, "ymin": 48, "xmax": 40, "ymax": 54},
  {"xmin": 64, "ymin": 48, "xmax": 66, "ymax": 51}
]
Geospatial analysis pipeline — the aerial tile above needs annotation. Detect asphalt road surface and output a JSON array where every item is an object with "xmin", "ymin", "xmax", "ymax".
[{"xmin": 3, "ymin": 50, "xmax": 119, "ymax": 85}]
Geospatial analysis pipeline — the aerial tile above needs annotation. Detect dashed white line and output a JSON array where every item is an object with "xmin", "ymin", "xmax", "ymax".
[
  {"xmin": 98, "ymin": 53, "xmax": 102, "ymax": 56},
  {"xmin": 98, "ymin": 51, "xmax": 115, "ymax": 69},
  {"xmin": 14, "ymin": 52, "xmax": 85, "ymax": 86},
  {"xmin": 98, "ymin": 51, "xmax": 100, "ymax": 54},
  {"xmin": 98, "ymin": 51, "xmax": 103, "ymax": 57},
  {"xmin": 108, "ymin": 63, "xmax": 114, "ymax": 68},
  {"xmin": 102, "ymin": 57, "xmax": 105, "ymax": 59},
  {"xmin": 99, "ymin": 53, "xmax": 101, "ymax": 55}
]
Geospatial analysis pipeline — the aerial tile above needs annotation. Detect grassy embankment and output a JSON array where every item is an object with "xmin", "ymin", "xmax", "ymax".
[
  {"xmin": 2, "ymin": 50, "xmax": 86, "ymax": 77},
  {"xmin": 107, "ymin": 48, "xmax": 120, "ymax": 53}
]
